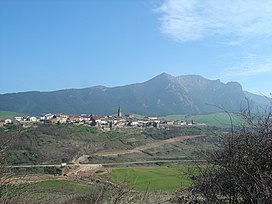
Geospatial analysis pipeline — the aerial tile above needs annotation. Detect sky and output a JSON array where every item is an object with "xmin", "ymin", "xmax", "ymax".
[{"xmin": 1, "ymin": 0, "xmax": 272, "ymax": 95}]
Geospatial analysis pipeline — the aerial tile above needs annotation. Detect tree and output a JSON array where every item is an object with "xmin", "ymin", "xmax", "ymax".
[{"xmin": 176, "ymin": 107, "xmax": 272, "ymax": 203}]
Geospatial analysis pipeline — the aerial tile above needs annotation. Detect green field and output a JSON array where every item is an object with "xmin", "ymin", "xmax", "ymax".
[
  {"xmin": 162, "ymin": 114, "xmax": 186, "ymax": 121},
  {"xmin": 103, "ymin": 166, "xmax": 197, "ymax": 191},
  {"xmin": 0, "ymin": 111, "xmax": 27, "ymax": 119},
  {"xmin": 163, "ymin": 112, "xmax": 243, "ymax": 128},
  {"xmin": 192, "ymin": 112, "xmax": 243, "ymax": 127}
]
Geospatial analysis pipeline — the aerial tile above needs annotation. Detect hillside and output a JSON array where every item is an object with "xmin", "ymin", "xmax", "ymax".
[
  {"xmin": 0, "ymin": 73, "xmax": 266, "ymax": 116},
  {"xmin": 0, "ymin": 124, "xmax": 214, "ymax": 165}
]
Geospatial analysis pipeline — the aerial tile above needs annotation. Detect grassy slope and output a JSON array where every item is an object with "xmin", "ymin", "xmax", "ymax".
[
  {"xmin": 163, "ymin": 112, "xmax": 243, "ymax": 128},
  {"xmin": 7, "ymin": 180, "xmax": 102, "ymax": 204},
  {"xmin": 35, "ymin": 180, "xmax": 96, "ymax": 193},
  {"xmin": 1, "ymin": 124, "xmax": 155, "ymax": 165},
  {"xmin": 2, "ymin": 124, "xmax": 215, "ymax": 165},
  {"xmin": 162, "ymin": 114, "xmax": 186, "ymax": 121},
  {"xmin": 0, "ymin": 111, "xmax": 27, "ymax": 119},
  {"xmin": 103, "ymin": 166, "xmax": 198, "ymax": 191},
  {"xmin": 192, "ymin": 112, "xmax": 243, "ymax": 128}
]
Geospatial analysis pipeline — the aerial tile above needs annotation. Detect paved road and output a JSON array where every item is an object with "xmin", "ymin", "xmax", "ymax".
[
  {"xmin": 9, "ymin": 164, "xmax": 70, "ymax": 168},
  {"xmin": 9, "ymin": 159, "xmax": 206, "ymax": 168},
  {"xmin": 92, "ymin": 159, "xmax": 206, "ymax": 166}
]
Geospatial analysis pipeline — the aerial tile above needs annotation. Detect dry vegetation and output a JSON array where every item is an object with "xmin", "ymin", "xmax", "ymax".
[{"xmin": 175, "ymin": 108, "xmax": 272, "ymax": 203}]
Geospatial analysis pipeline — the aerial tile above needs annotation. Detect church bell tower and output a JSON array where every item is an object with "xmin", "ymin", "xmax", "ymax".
[{"xmin": 117, "ymin": 106, "xmax": 122, "ymax": 117}]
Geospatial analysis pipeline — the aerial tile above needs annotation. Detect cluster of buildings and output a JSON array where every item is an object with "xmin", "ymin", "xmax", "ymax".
[
  {"xmin": 0, "ymin": 115, "xmax": 39, "ymax": 128},
  {"xmin": 0, "ymin": 107, "xmax": 200, "ymax": 129}
]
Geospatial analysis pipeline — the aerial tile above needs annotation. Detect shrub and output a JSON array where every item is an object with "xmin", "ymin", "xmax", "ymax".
[{"xmin": 177, "ymin": 108, "xmax": 272, "ymax": 203}]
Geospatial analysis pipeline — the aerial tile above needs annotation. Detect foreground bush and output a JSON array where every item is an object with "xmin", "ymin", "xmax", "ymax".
[{"xmin": 177, "ymin": 108, "xmax": 272, "ymax": 204}]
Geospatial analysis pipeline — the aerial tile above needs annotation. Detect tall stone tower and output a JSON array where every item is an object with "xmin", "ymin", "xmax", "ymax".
[{"xmin": 117, "ymin": 106, "xmax": 122, "ymax": 117}]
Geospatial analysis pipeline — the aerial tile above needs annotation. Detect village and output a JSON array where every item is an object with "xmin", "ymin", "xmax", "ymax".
[{"xmin": 0, "ymin": 107, "xmax": 204, "ymax": 130}]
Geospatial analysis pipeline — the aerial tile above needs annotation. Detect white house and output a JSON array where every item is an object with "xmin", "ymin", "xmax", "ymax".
[
  {"xmin": 30, "ymin": 117, "xmax": 37, "ymax": 122},
  {"xmin": 129, "ymin": 121, "xmax": 139, "ymax": 126},
  {"xmin": 4, "ymin": 118, "xmax": 12, "ymax": 124},
  {"xmin": 15, "ymin": 116, "xmax": 24, "ymax": 122}
]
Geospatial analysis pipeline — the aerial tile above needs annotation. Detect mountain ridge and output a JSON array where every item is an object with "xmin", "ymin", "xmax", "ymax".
[{"xmin": 0, "ymin": 73, "xmax": 268, "ymax": 116}]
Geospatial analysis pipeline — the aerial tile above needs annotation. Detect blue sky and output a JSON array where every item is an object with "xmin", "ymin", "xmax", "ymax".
[{"xmin": 1, "ymin": 0, "xmax": 272, "ymax": 95}]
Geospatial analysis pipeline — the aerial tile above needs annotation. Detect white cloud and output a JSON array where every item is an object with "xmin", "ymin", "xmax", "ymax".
[
  {"xmin": 155, "ymin": 0, "xmax": 272, "ymax": 42},
  {"xmin": 223, "ymin": 62, "xmax": 272, "ymax": 77}
]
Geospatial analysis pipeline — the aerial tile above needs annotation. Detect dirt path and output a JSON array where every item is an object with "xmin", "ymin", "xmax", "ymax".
[
  {"xmin": 67, "ymin": 164, "xmax": 103, "ymax": 177},
  {"xmin": 95, "ymin": 134, "xmax": 206, "ymax": 157}
]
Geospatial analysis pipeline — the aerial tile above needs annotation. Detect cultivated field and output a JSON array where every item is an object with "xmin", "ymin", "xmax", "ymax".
[{"xmin": 103, "ymin": 165, "xmax": 199, "ymax": 191}]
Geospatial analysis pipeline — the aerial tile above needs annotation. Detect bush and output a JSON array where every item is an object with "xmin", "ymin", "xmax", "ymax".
[{"xmin": 178, "ymin": 108, "xmax": 272, "ymax": 203}]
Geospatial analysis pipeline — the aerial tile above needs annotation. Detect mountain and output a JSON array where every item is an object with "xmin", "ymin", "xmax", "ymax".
[
  {"xmin": 0, "ymin": 73, "xmax": 267, "ymax": 116},
  {"xmin": 244, "ymin": 91, "xmax": 271, "ymax": 106}
]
